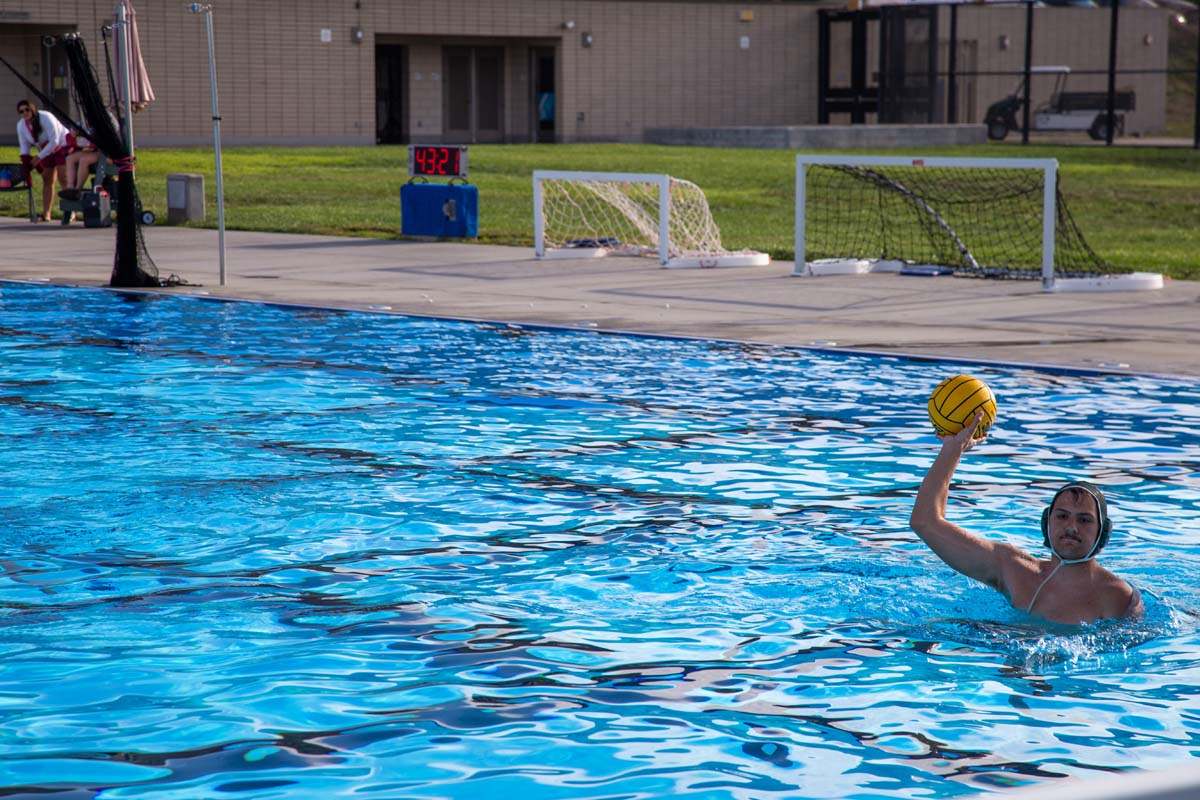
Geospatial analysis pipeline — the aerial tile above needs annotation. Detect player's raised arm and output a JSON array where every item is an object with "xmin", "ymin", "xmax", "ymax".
[{"xmin": 909, "ymin": 412, "xmax": 1014, "ymax": 593}]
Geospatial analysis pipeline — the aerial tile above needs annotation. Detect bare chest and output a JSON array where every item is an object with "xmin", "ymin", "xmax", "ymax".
[{"xmin": 1009, "ymin": 567, "xmax": 1127, "ymax": 623}]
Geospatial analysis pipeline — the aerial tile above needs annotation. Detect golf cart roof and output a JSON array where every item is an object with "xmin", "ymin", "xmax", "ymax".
[{"xmin": 1030, "ymin": 66, "xmax": 1071, "ymax": 74}]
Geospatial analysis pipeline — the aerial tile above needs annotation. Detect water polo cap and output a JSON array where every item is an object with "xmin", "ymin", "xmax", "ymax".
[{"xmin": 1040, "ymin": 480, "xmax": 1111, "ymax": 563}]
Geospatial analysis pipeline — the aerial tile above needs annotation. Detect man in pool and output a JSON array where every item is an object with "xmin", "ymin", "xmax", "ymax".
[{"xmin": 909, "ymin": 411, "xmax": 1143, "ymax": 624}]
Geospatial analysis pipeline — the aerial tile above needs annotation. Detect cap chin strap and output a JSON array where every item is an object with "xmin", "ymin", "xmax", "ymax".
[
  {"xmin": 1026, "ymin": 560, "xmax": 1066, "ymax": 614},
  {"xmin": 1027, "ymin": 545, "xmax": 1098, "ymax": 614},
  {"xmin": 1029, "ymin": 481, "xmax": 1108, "ymax": 613},
  {"xmin": 1048, "ymin": 539, "xmax": 1100, "ymax": 565}
]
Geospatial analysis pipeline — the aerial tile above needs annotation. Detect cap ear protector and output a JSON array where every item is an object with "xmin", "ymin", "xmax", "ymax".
[{"xmin": 1041, "ymin": 481, "xmax": 1112, "ymax": 559}]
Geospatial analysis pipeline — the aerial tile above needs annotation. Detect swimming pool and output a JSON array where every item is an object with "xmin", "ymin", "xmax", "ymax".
[{"xmin": 1, "ymin": 282, "xmax": 1197, "ymax": 799}]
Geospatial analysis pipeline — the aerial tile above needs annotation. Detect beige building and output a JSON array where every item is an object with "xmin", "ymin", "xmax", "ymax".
[{"xmin": 0, "ymin": 0, "xmax": 1170, "ymax": 147}]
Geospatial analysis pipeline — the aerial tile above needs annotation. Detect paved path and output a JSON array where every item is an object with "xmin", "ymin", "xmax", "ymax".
[{"xmin": 2, "ymin": 216, "xmax": 1198, "ymax": 377}]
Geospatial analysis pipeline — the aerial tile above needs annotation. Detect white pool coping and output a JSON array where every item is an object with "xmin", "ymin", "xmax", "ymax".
[{"xmin": 1017, "ymin": 764, "xmax": 1200, "ymax": 800}]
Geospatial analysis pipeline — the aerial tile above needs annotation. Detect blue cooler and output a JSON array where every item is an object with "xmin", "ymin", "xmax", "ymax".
[{"xmin": 400, "ymin": 182, "xmax": 478, "ymax": 238}]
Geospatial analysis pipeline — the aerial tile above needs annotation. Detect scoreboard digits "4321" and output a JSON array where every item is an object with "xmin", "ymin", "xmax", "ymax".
[{"xmin": 408, "ymin": 145, "xmax": 469, "ymax": 179}]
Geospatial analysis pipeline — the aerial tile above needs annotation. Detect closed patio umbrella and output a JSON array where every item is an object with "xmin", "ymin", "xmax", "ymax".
[{"xmin": 114, "ymin": 0, "xmax": 154, "ymax": 115}]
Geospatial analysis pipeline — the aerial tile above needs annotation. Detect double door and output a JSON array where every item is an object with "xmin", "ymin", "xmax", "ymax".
[
  {"xmin": 818, "ymin": 7, "xmax": 939, "ymax": 125},
  {"xmin": 444, "ymin": 46, "xmax": 504, "ymax": 143}
]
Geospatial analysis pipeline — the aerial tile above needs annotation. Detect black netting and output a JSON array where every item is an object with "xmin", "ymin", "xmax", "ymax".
[
  {"xmin": 61, "ymin": 34, "xmax": 160, "ymax": 288},
  {"xmin": 804, "ymin": 164, "xmax": 1118, "ymax": 279}
]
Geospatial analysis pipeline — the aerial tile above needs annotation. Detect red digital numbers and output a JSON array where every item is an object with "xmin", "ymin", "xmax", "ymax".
[{"xmin": 412, "ymin": 146, "xmax": 462, "ymax": 177}]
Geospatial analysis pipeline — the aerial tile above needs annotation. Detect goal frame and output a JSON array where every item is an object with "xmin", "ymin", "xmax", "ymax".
[
  {"xmin": 794, "ymin": 154, "xmax": 1059, "ymax": 290},
  {"xmin": 534, "ymin": 170, "xmax": 672, "ymax": 266}
]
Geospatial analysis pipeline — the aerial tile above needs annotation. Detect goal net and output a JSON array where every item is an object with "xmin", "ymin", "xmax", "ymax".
[
  {"xmin": 794, "ymin": 155, "xmax": 1151, "ymax": 290},
  {"xmin": 533, "ymin": 170, "xmax": 768, "ymax": 269}
]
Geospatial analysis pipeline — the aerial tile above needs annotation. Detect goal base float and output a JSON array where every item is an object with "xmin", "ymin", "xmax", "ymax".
[
  {"xmin": 803, "ymin": 259, "xmax": 1162, "ymax": 291},
  {"xmin": 1049, "ymin": 272, "xmax": 1163, "ymax": 292}
]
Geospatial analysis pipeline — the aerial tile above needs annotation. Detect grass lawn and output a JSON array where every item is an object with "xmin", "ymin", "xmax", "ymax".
[{"xmin": 4, "ymin": 142, "xmax": 1198, "ymax": 280}]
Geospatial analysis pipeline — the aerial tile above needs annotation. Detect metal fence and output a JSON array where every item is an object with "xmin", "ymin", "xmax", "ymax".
[
  {"xmin": 822, "ymin": 1, "xmax": 1198, "ymax": 148},
  {"xmin": 940, "ymin": 1, "xmax": 1199, "ymax": 147}
]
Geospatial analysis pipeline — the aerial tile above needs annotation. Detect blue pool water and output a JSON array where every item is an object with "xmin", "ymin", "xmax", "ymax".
[{"xmin": 1, "ymin": 283, "xmax": 1198, "ymax": 799}]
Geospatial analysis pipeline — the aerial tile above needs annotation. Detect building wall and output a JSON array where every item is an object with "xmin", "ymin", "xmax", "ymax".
[
  {"xmin": 550, "ymin": 1, "xmax": 817, "ymax": 141},
  {"xmin": 945, "ymin": 5, "xmax": 1167, "ymax": 136},
  {"xmin": 0, "ymin": 1, "xmax": 1173, "ymax": 147}
]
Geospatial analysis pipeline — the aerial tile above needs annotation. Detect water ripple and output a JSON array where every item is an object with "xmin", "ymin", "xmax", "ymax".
[{"xmin": 1, "ymin": 283, "xmax": 1198, "ymax": 799}]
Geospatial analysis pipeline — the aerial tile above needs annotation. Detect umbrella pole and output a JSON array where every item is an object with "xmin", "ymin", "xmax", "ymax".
[
  {"xmin": 191, "ymin": 4, "xmax": 226, "ymax": 287},
  {"xmin": 116, "ymin": 1, "xmax": 135, "ymax": 155}
]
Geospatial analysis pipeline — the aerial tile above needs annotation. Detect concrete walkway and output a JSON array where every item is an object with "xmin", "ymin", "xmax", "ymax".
[{"xmin": 2, "ymin": 216, "xmax": 1198, "ymax": 377}]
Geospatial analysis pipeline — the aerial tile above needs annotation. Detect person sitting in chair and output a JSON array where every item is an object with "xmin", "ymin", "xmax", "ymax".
[
  {"xmin": 15, "ymin": 99, "xmax": 68, "ymax": 222},
  {"xmin": 59, "ymin": 128, "xmax": 100, "ymax": 201}
]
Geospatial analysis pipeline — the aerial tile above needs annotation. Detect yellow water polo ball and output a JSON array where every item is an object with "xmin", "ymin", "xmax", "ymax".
[{"xmin": 928, "ymin": 374, "xmax": 997, "ymax": 438}]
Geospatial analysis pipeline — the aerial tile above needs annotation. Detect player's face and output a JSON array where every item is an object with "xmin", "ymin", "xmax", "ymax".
[{"xmin": 1048, "ymin": 492, "xmax": 1100, "ymax": 560}]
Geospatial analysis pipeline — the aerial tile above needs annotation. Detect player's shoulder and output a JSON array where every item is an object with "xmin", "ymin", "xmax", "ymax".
[
  {"xmin": 992, "ymin": 541, "xmax": 1041, "ymax": 571},
  {"xmin": 1091, "ymin": 562, "xmax": 1142, "ymax": 617}
]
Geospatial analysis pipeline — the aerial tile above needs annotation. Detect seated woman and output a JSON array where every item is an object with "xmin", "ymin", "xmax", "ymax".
[
  {"xmin": 15, "ymin": 99, "xmax": 68, "ymax": 222},
  {"xmin": 59, "ymin": 129, "xmax": 100, "ymax": 200}
]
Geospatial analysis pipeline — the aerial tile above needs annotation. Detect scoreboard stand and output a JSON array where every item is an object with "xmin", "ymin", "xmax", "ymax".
[{"xmin": 400, "ymin": 145, "xmax": 478, "ymax": 238}]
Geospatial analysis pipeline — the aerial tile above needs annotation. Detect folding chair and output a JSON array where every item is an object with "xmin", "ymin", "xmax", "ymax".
[{"xmin": 0, "ymin": 162, "xmax": 37, "ymax": 222}]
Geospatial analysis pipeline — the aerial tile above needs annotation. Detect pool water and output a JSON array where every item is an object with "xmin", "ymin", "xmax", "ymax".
[{"xmin": 1, "ymin": 283, "xmax": 1198, "ymax": 799}]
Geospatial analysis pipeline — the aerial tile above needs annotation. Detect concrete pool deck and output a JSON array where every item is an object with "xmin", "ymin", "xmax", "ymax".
[{"xmin": 2, "ymin": 216, "xmax": 1198, "ymax": 377}]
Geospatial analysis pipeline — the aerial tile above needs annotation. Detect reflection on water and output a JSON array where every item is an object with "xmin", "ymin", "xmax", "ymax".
[{"xmin": 0, "ymin": 284, "xmax": 1197, "ymax": 799}]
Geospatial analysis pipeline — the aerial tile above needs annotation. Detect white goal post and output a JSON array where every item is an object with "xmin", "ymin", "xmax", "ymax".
[
  {"xmin": 795, "ymin": 155, "xmax": 1058, "ymax": 288},
  {"xmin": 793, "ymin": 154, "xmax": 1162, "ymax": 292},
  {"xmin": 533, "ymin": 170, "xmax": 769, "ymax": 269}
]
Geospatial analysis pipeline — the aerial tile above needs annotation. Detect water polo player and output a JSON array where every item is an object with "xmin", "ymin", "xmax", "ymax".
[{"xmin": 909, "ymin": 411, "xmax": 1142, "ymax": 624}]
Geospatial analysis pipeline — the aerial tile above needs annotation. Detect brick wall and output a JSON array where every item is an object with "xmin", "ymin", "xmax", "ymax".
[{"xmin": 0, "ymin": 1, "xmax": 1173, "ymax": 146}]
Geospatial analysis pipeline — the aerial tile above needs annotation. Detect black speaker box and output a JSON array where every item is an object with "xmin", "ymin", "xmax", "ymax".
[{"xmin": 81, "ymin": 190, "xmax": 112, "ymax": 228}]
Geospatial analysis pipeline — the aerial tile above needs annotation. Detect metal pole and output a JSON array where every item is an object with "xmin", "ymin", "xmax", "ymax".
[
  {"xmin": 794, "ymin": 160, "xmax": 807, "ymax": 276},
  {"xmin": 116, "ymin": 1, "xmax": 134, "ymax": 154},
  {"xmin": 947, "ymin": 4, "xmax": 958, "ymax": 124},
  {"xmin": 532, "ymin": 171, "xmax": 544, "ymax": 257},
  {"xmin": 1194, "ymin": 8, "xmax": 1199, "ymax": 150},
  {"xmin": 657, "ymin": 175, "xmax": 669, "ymax": 267},
  {"xmin": 1021, "ymin": 1, "xmax": 1033, "ymax": 145},
  {"xmin": 927, "ymin": 6, "xmax": 938, "ymax": 124},
  {"xmin": 191, "ymin": 4, "xmax": 226, "ymax": 286},
  {"xmin": 1106, "ymin": 0, "xmax": 1119, "ymax": 146},
  {"xmin": 1041, "ymin": 160, "xmax": 1057, "ymax": 292}
]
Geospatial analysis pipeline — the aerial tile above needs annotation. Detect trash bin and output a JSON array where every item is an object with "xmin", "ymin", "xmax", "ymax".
[{"xmin": 166, "ymin": 173, "xmax": 205, "ymax": 224}]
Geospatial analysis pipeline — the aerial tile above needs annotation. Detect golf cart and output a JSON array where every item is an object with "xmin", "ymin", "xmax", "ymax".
[{"xmin": 985, "ymin": 65, "xmax": 1135, "ymax": 141}]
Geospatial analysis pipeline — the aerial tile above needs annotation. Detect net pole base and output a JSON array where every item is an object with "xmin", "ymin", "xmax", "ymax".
[
  {"xmin": 665, "ymin": 252, "xmax": 770, "ymax": 269},
  {"xmin": 1048, "ymin": 272, "xmax": 1164, "ymax": 292}
]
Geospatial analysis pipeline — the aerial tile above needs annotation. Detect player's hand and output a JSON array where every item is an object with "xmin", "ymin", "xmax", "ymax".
[{"xmin": 939, "ymin": 410, "xmax": 986, "ymax": 452}]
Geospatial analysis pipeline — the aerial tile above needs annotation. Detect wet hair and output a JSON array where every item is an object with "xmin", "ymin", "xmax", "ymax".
[{"xmin": 16, "ymin": 99, "xmax": 42, "ymax": 141}]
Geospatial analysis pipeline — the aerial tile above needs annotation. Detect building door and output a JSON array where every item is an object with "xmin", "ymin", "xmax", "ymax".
[
  {"xmin": 531, "ymin": 47, "xmax": 555, "ymax": 143},
  {"xmin": 818, "ymin": 10, "xmax": 880, "ymax": 124},
  {"xmin": 878, "ymin": 5, "xmax": 938, "ymax": 123},
  {"xmin": 375, "ymin": 45, "xmax": 407, "ymax": 144},
  {"xmin": 444, "ymin": 46, "xmax": 504, "ymax": 143}
]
